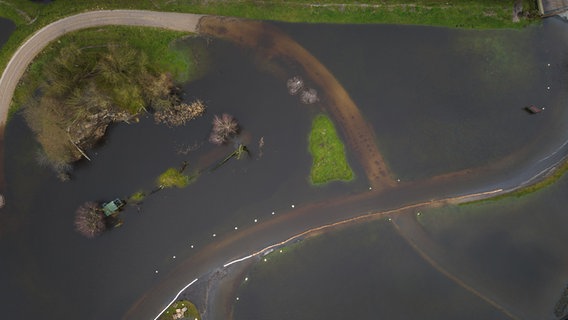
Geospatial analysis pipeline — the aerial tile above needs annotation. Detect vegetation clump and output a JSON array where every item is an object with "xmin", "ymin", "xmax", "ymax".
[
  {"xmin": 209, "ymin": 113, "xmax": 239, "ymax": 145},
  {"xmin": 555, "ymin": 283, "xmax": 568, "ymax": 318},
  {"xmin": 154, "ymin": 99, "xmax": 206, "ymax": 127},
  {"xmin": 19, "ymin": 31, "xmax": 204, "ymax": 177},
  {"xmin": 128, "ymin": 191, "xmax": 146, "ymax": 204},
  {"xmin": 157, "ymin": 167, "xmax": 191, "ymax": 189},
  {"xmin": 308, "ymin": 114, "xmax": 353, "ymax": 184},
  {"xmin": 74, "ymin": 201, "xmax": 106, "ymax": 238},
  {"xmin": 158, "ymin": 300, "xmax": 200, "ymax": 320}
]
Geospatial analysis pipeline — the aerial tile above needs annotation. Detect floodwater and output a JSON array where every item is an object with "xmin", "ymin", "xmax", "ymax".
[
  {"xmin": 0, "ymin": 17, "xmax": 15, "ymax": 48},
  {"xmin": 0, "ymin": 17, "xmax": 16, "ymax": 190},
  {"xmin": 234, "ymin": 173, "xmax": 568, "ymax": 320},
  {"xmin": 279, "ymin": 19, "xmax": 568, "ymax": 181},
  {"xmin": 2, "ymin": 17, "xmax": 568, "ymax": 320}
]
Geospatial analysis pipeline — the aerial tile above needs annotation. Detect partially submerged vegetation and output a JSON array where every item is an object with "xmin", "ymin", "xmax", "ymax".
[
  {"xmin": 72, "ymin": 111, "xmax": 249, "ymax": 238},
  {"xmin": 157, "ymin": 167, "xmax": 193, "ymax": 189},
  {"xmin": 463, "ymin": 159, "xmax": 568, "ymax": 205},
  {"xmin": 209, "ymin": 113, "xmax": 240, "ymax": 145},
  {"xmin": 308, "ymin": 114, "xmax": 353, "ymax": 185},
  {"xmin": 74, "ymin": 201, "xmax": 107, "ymax": 238},
  {"xmin": 15, "ymin": 26, "xmax": 206, "ymax": 177},
  {"xmin": 158, "ymin": 300, "xmax": 201, "ymax": 320}
]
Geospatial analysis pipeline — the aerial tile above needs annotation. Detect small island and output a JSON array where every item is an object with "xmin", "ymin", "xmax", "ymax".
[
  {"xmin": 308, "ymin": 114, "xmax": 354, "ymax": 184},
  {"xmin": 158, "ymin": 300, "xmax": 200, "ymax": 320}
]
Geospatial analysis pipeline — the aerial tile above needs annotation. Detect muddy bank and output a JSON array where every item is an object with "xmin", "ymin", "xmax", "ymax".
[{"xmin": 197, "ymin": 16, "xmax": 395, "ymax": 191}]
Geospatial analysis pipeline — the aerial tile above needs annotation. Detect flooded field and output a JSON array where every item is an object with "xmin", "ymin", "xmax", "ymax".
[
  {"xmin": 234, "ymin": 174, "xmax": 568, "ymax": 320},
  {"xmin": 1, "ymin": 16, "xmax": 568, "ymax": 320}
]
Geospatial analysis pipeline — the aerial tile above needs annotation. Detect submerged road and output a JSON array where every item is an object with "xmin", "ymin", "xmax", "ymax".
[{"xmin": 2, "ymin": 10, "xmax": 568, "ymax": 320}]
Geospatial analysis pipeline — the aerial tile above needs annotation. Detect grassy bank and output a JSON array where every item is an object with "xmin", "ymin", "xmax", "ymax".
[
  {"xmin": 463, "ymin": 159, "xmax": 568, "ymax": 205},
  {"xmin": 308, "ymin": 114, "xmax": 353, "ymax": 185},
  {"xmin": 0, "ymin": 0, "xmax": 539, "ymax": 86}
]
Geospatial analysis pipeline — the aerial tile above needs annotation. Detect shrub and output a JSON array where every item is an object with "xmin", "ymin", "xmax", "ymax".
[
  {"xmin": 74, "ymin": 202, "xmax": 106, "ymax": 238},
  {"xmin": 157, "ymin": 168, "xmax": 190, "ymax": 188},
  {"xmin": 209, "ymin": 113, "xmax": 239, "ymax": 145}
]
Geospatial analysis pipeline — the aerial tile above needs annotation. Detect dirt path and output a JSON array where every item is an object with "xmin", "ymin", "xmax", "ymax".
[{"xmin": 198, "ymin": 16, "xmax": 396, "ymax": 190}]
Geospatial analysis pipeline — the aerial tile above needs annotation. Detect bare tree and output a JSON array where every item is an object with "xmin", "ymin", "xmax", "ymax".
[
  {"xmin": 74, "ymin": 202, "xmax": 106, "ymax": 238},
  {"xmin": 209, "ymin": 113, "xmax": 239, "ymax": 145}
]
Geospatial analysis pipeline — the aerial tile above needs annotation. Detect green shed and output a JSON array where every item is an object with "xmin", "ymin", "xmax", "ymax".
[{"xmin": 102, "ymin": 199, "xmax": 124, "ymax": 217}]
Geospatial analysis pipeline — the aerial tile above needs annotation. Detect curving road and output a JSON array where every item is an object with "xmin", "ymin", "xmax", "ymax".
[{"xmin": 0, "ymin": 10, "xmax": 205, "ymax": 127}]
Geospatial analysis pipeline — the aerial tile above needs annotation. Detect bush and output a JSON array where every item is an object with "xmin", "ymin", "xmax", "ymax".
[
  {"xmin": 157, "ymin": 167, "xmax": 190, "ymax": 189},
  {"xmin": 74, "ymin": 201, "xmax": 106, "ymax": 238},
  {"xmin": 209, "ymin": 113, "xmax": 239, "ymax": 145}
]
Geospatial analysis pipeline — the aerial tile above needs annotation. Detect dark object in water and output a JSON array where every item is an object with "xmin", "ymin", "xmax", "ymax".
[{"xmin": 525, "ymin": 105, "xmax": 543, "ymax": 114}]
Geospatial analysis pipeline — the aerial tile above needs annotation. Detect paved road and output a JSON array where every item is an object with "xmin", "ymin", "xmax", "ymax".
[{"xmin": 0, "ymin": 10, "xmax": 204, "ymax": 127}]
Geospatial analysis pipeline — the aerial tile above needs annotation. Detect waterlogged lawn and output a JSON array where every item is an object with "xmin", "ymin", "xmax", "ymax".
[{"xmin": 308, "ymin": 114, "xmax": 353, "ymax": 185}]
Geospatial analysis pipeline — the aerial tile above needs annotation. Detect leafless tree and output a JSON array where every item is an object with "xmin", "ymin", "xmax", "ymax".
[
  {"xmin": 209, "ymin": 113, "xmax": 239, "ymax": 145},
  {"xmin": 287, "ymin": 76, "xmax": 304, "ymax": 95},
  {"xmin": 74, "ymin": 202, "xmax": 106, "ymax": 238}
]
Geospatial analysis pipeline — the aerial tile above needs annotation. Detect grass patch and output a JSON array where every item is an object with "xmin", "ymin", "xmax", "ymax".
[
  {"xmin": 158, "ymin": 300, "xmax": 200, "ymax": 320},
  {"xmin": 463, "ymin": 159, "xmax": 568, "ymax": 205},
  {"xmin": 157, "ymin": 167, "xmax": 192, "ymax": 189},
  {"xmin": 308, "ymin": 114, "xmax": 353, "ymax": 185}
]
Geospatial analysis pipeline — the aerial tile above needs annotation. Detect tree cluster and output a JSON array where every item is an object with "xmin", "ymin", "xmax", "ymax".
[{"xmin": 23, "ymin": 44, "xmax": 195, "ymax": 177}]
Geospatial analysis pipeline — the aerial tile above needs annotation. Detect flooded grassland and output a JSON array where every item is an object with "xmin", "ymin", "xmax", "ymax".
[{"xmin": 2, "ymin": 16, "xmax": 568, "ymax": 320}]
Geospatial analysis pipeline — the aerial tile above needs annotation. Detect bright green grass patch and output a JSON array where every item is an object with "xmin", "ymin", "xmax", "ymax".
[
  {"xmin": 157, "ymin": 167, "xmax": 192, "ymax": 189},
  {"xmin": 308, "ymin": 114, "xmax": 354, "ymax": 185},
  {"xmin": 158, "ymin": 300, "xmax": 201, "ymax": 320}
]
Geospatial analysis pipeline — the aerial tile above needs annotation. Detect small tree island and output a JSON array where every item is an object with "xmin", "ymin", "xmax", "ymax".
[{"xmin": 16, "ymin": 27, "xmax": 207, "ymax": 179}]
